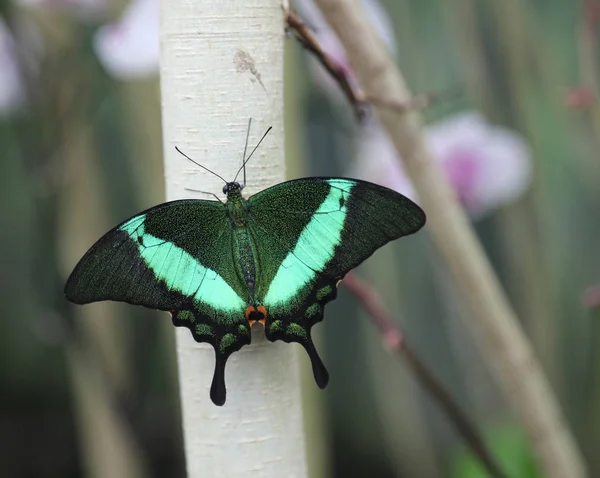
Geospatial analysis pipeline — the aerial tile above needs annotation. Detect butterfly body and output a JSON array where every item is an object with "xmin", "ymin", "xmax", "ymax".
[
  {"xmin": 223, "ymin": 183, "xmax": 257, "ymax": 295},
  {"xmin": 65, "ymin": 177, "xmax": 425, "ymax": 405}
]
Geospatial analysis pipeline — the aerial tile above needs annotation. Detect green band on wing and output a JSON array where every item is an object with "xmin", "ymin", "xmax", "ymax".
[
  {"xmin": 264, "ymin": 179, "xmax": 355, "ymax": 306},
  {"xmin": 120, "ymin": 215, "xmax": 245, "ymax": 313}
]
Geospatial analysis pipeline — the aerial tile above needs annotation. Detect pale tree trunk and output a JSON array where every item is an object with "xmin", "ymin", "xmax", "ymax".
[
  {"xmin": 159, "ymin": 1, "xmax": 309, "ymax": 477},
  {"xmin": 312, "ymin": 1, "xmax": 587, "ymax": 478}
]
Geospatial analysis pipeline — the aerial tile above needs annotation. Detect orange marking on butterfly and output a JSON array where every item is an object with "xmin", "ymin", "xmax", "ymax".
[{"xmin": 245, "ymin": 305, "xmax": 267, "ymax": 327}]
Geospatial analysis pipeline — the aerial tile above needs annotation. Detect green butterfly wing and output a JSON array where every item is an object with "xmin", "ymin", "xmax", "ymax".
[
  {"xmin": 64, "ymin": 199, "xmax": 251, "ymax": 405},
  {"xmin": 247, "ymin": 178, "xmax": 425, "ymax": 387}
]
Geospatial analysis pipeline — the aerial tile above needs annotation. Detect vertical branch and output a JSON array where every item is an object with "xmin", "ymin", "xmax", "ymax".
[
  {"xmin": 312, "ymin": 0, "xmax": 587, "ymax": 477},
  {"xmin": 159, "ymin": 0, "xmax": 309, "ymax": 477}
]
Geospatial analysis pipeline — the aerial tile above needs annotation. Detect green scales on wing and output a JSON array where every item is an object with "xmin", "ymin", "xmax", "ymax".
[{"xmin": 65, "ymin": 177, "xmax": 426, "ymax": 405}]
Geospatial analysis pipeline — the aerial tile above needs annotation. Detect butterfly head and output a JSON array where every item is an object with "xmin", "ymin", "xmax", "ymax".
[{"xmin": 223, "ymin": 181, "xmax": 243, "ymax": 196}]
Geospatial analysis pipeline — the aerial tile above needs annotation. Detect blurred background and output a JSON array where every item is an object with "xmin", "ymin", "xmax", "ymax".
[{"xmin": 1, "ymin": 0, "xmax": 599, "ymax": 477}]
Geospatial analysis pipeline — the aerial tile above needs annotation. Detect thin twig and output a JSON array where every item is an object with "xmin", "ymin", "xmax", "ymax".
[
  {"xmin": 285, "ymin": 8, "xmax": 367, "ymax": 119},
  {"xmin": 285, "ymin": 8, "xmax": 461, "ymax": 119},
  {"xmin": 343, "ymin": 273, "xmax": 508, "ymax": 478},
  {"xmin": 367, "ymin": 88, "xmax": 463, "ymax": 114}
]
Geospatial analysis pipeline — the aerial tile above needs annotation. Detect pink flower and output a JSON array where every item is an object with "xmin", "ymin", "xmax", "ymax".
[
  {"xmin": 0, "ymin": 15, "xmax": 44, "ymax": 116},
  {"xmin": 565, "ymin": 86, "xmax": 596, "ymax": 109},
  {"xmin": 351, "ymin": 113, "xmax": 533, "ymax": 218},
  {"xmin": 582, "ymin": 286, "xmax": 600, "ymax": 309},
  {"xmin": 428, "ymin": 112, "xmax": 532, "ymax": 216},
  {"xmin": 93, "ymin": 0, "xmax": 159, "ymax": 79},
  {"xmin": 19, "ymin": 0, "xmax": 158, "ymax": 79},
  {"xmin": 0, "ymin": 19, "xmax": 25, "ymax": 115}
]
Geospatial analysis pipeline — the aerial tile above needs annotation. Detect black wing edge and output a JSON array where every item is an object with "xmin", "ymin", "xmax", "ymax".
[
  {"xmin": 250, "ymin": 176, "xmax": 426, "ymax": 232},
  {"xmin": 64, "ymin": 199, "xmax": 217, "ymax": 304}
]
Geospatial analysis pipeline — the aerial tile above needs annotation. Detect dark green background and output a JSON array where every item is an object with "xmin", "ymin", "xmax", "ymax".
[{"xmin": 1, "ymin": 1, "xmax": 599, "ymax": 477}]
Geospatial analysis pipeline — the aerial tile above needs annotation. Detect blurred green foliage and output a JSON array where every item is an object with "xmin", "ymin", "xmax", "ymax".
[{"xmin": 450, "ymin": 426, "xmax": 541, "ymax": 478}]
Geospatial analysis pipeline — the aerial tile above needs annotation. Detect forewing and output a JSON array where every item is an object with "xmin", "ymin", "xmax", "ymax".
[
  {"xmin": 248, "ymin": 178, "xmax": 425, "ymax": 387},
  {"xmin": 64, "ymin": 199, "xmax": 251, "ymax": 405}
]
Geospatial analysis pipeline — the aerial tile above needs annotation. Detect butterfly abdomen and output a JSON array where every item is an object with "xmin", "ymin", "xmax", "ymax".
[
  {"xmin": 224, "ymin": 194, "xmax": 257, "ymax": 300},
  {"xmin": 233, "ymin": 227, "xmax": 257, "ymax": 298}
]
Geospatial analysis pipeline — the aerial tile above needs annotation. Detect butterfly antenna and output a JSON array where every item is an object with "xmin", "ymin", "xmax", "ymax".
[
  {"xmin": 233, "ymin": 126, "xmax": 273, "ymax": 184},
  {"xmin": 175, "ymin": 146, "xmax": 228, "ymax": 184},
  {"xmin": 241, "ymin": 118, "xmax": 252, "ymax": 187}
]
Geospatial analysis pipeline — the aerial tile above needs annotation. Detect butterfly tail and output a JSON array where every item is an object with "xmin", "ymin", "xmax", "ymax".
[
  {"xmin": 265, "ymin": 313, "xmax": 330, "ymax": 389},
  {"xmin": 171, "ymin": 309, "xmax": 251, "ymax": 405},
  {"xmin": 301, "ymin": 338, "xmax": 330, "ymax": 388},
  {"xmin": 210, "ymin": 356, "xmax": 228, "ymax": 406}
]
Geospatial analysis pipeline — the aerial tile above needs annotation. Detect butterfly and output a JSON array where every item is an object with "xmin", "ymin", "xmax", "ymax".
[{"xmin": 64, "ymin": 127, "xmax": 426, "ymax": 406}]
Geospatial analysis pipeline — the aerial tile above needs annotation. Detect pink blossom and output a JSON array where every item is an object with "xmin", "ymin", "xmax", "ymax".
[
  {"xmin": 429, "ymin": 112, "xmax": 532, "ymax": 216},
  {"xmin": 0, "ymin": 19, "xmax": 27, "ymax": 115},
  {"xmin": 351, "ymin": 113, "xmax": 533, "ymax": 218},
  {"xmin": 565, "ymin": 86, "xmax": 596, "ymax": 109},
  {"xmin": 93, "ymin": 0, "xmax": 158, "ymax": 79},
  {"xmin": 582, "ymin": 285, "xmax": 600, "ymax": 309},
  {"xmin": 17, "ymin": 0, "xmax": 157, "ymax": 79}
]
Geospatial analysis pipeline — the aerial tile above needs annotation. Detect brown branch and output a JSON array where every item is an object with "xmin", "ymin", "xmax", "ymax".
[
  {"xmin": 367, "ymin": 88, "xmax": 463, "ymax": 114},
  {"xmin": 285, "ymin": 8, "xmax": 460, "ymax": 120},
  {"xmin": 285, "ymin": 8, "xmax": 367, "ymax": 119},
  {"xmin": 343, "ymin": 273, "xmax": 508, "ymax": 478}
]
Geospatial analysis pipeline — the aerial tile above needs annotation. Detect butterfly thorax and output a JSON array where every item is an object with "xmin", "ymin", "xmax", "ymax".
[{"xmin": 224, "ymin": 182, "xmax": 258, "ymax": 301}]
